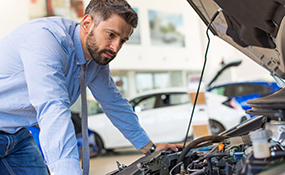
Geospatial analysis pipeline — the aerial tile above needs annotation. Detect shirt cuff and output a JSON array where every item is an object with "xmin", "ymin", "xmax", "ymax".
[{"xmin": 48, "ymin": 158, "xmax": 82, "ymax": 175}]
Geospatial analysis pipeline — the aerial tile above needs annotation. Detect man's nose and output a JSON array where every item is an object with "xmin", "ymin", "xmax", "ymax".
[{"xmin": 110, "ymin": 40, "xmax": 121, "ymax": 53}]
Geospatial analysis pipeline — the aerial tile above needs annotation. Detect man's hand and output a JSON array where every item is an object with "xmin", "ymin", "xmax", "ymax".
[
  {"xmin": 139, "ymin": 141, "xmax": 183, "ymax": 154},
  {"xmin": 155, "ymin": 143, "xmax": 183, "ymax": 152}
]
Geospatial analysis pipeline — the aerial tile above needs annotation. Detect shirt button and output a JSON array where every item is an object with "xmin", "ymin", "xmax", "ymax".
[
  {"xmin": 78, "ymin": 75, "xmax": 80, "ymax": 78},
  {"xmin": 77, "ymin": 62, "xmax": 79, "ymax": 65}
]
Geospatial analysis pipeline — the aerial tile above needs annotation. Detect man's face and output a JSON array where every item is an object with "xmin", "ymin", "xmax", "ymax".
[{"xmin": 85, "ymin": 14, "xmax": 133, "ymax": 65}]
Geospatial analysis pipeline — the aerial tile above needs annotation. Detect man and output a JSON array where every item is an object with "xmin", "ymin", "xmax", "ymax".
[{"xmin": 0, "ymin": 0, "xmax": 181, "ymax": 174}]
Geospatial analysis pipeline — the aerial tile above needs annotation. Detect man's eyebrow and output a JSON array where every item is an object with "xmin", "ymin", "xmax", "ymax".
[{"xmin": 108, "ymin": 29, "xmax": 129, "ymax": 40}]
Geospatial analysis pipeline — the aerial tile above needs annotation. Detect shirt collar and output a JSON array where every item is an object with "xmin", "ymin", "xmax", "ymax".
[{"xmin": 73, "ymin": 24, "xmax": 86, "ymax": 65}]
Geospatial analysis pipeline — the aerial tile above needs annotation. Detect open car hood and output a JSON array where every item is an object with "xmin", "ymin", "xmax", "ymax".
[{"xmin": 187, "ymin": 0, "xmax": 285, "ymax": 79}]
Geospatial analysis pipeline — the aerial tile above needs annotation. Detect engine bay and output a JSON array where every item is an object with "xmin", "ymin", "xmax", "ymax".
[{"xmin": 107, "ymin": 114, "xmax": 285, "ymax": 175}]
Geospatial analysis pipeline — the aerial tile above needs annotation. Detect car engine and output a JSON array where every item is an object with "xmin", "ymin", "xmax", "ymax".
[{"xmin": 107, "ymin": 111, "xmax": 285, "ymax": 175}]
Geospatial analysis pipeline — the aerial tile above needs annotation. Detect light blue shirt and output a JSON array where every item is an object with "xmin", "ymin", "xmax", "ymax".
[{"xmin": 0, "ymin": 17, "xmax": 150, "ymax": 174}]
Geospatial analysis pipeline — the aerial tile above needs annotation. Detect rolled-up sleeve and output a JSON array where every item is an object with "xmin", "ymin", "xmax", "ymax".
[
  {"xmin": 19, "ymin": 29, "xmax": 81, "ymax": 174},
  {"xmin": 88, "ymin": 65, "xmax": 150, "ymax": 150}
]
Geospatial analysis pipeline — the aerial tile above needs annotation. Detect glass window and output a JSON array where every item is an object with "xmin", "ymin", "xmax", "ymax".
[
  {"xmin": 135, "ymin": 71, "xmax": 191, "ymax": 94},
  {"xmin": 169, "ymin": 93, "xmax": 190, "ymax": 105},
  {"xmin": 210, "ymin": 84, "xmax": 273, "ymax": 97},
  {"xmin": 170, "ymin": 71, "xmax": 184, "ymax": 87},
  {"xmin": 209, "ymin": 87, "xmax": 226, "ymax": 96},
  {"xmin": 235, "ymin": 84, "xmax": 272, "ymax": 96},
  {"xmin": 130, "ymin": 96, "xmax": 156, "ymax": 112},
  {"xmin": 221, "ymin": 85, "xmax": 233, "ymax": 97},
  {"xmin": 135, "ymin": 72, "xmax": 171, "ymax": 93},
  {"xmin": 154, "ymin": 73, "xmax": 170, "ymax": 89},
  {"xmin": 136, "ymin": 73, "xmax": 154, "ymax": 92},
  {"xmin": 158, "ymin": 93, "xmax": 190, "ymax": 107},
  {"xmin": 111, "ymin": 70, "xmax": 128, "ymax": 97}
]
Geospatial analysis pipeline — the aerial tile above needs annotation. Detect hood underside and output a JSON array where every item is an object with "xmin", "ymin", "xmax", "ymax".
[{"xmin": 187, "ymin": 0, "xmax": 285, "ymax": 78}]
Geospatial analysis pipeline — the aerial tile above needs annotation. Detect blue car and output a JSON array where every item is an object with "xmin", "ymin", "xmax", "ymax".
[
  {"xmin": 206, "ymin": 61, "xmax": 280, "ymax": 116},
  {"xmin": 208, "ymin": 81, "xmax": 280, "ymax": 110}
]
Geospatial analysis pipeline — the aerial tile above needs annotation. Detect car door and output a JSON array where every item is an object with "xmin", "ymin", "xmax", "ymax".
[
  {"xmin": 151, "ymin": 92, "xmax": 192, "ymax": 143},
  {"xmin": 130, "ymin": 94, "xmax": 160, "ymax": 141}
]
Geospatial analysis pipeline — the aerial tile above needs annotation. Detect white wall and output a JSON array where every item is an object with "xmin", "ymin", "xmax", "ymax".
[{"xmin": 0, "ymin": 0, "xmax": 29, "ymax": 39}]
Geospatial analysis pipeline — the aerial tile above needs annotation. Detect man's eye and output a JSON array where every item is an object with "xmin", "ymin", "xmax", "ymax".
[{"xmin": 108, "ymin": 32, "xmax": 114, "ymax": 37}]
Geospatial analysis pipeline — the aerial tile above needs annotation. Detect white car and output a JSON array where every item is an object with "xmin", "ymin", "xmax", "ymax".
[{"xmin": 87, "ymin": 87, "xmax": 249, "ymax": 154}]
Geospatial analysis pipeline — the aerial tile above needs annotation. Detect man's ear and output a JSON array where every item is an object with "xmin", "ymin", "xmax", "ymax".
[{"xmin": 81, "ymin": 14, "xmax": 93, "ymax": 34}]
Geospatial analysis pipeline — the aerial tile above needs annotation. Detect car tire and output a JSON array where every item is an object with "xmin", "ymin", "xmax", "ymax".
[
  {"xmin": 209, "ymin": 119, "xmax": 225, "ymax": 135},
  {"xmin": 89, "ymin": 132, "xmax": 104, "ymax": 158}
]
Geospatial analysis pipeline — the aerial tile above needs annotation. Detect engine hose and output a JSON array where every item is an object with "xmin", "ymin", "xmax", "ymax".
[
  {"xmin": 172, "ymin": 135, "xmax": 227, "ymax": 174},
  {"xmin": 206, "ymin": 153, "xmax": 228, "ymax": 175}
]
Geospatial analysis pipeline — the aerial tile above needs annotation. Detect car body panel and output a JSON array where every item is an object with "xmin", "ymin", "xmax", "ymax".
[{"xmin": 206, "ymin": 92, "xmax": 245, "ymax": 129}]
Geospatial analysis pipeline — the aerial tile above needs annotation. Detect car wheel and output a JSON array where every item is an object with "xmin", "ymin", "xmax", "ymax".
[
  {"xmin": 89, "ymin": 132, "xmax": 104, "ymax": 158},
  {"xmin": 209, "ymin": 119, "xmax": 225, "ymax": 135}
]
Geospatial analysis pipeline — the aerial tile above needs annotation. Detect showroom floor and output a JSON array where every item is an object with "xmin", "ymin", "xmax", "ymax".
[{"xmin": 88, "ymin": 148, "xmax": 143, "ymax": 175}]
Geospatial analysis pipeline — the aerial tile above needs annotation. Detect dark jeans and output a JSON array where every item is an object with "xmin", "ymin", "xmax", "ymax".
[{"xmin": 0, "ymin": 128, "xmax": 49, "ymax": 175}]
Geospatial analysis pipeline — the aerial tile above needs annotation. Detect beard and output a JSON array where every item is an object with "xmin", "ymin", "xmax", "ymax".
[{"xmin": 86, "ymin": 32, "xmax": 117, "ymax": 66}]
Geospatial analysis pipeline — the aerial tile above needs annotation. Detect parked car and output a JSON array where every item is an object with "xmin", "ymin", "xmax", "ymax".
[
  {"xmin": 208, "ymin": 81, "xmax": 280, "ymax": 111},
  {"xmin": 206, "ymin": 60, "xmax": 281, "ymax": 113},
  {"xmin": 88, "ymin": 87, "xmax": 249, "ymax": 154}
]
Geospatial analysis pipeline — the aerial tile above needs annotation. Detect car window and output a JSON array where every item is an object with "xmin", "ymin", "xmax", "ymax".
[
  {"xmin": 209, "ymin": 87, "xmax": 226, "ymax": 96},
  {"xmin": 210, "ymin": 84, "xmax": 273, "ymax": 97},
  {"xmin": 159, "ymin": 93, "xmax": 190, "ymax": 107},
  {"xmin": 235, "ymin": 84, "xmax": 273, "ymax": 96},
  {"xmin": 130, "ymin": 96, "xmax": 156, "ymax": 112},
  {"xmin": 169, "ymin": 93, "xmax": 190, "ymax": 105}
]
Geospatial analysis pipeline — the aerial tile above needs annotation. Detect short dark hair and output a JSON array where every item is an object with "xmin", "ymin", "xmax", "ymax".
[{"xmin": 84, "ymin": 0, "xmax": 138, "ymax": 28}]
